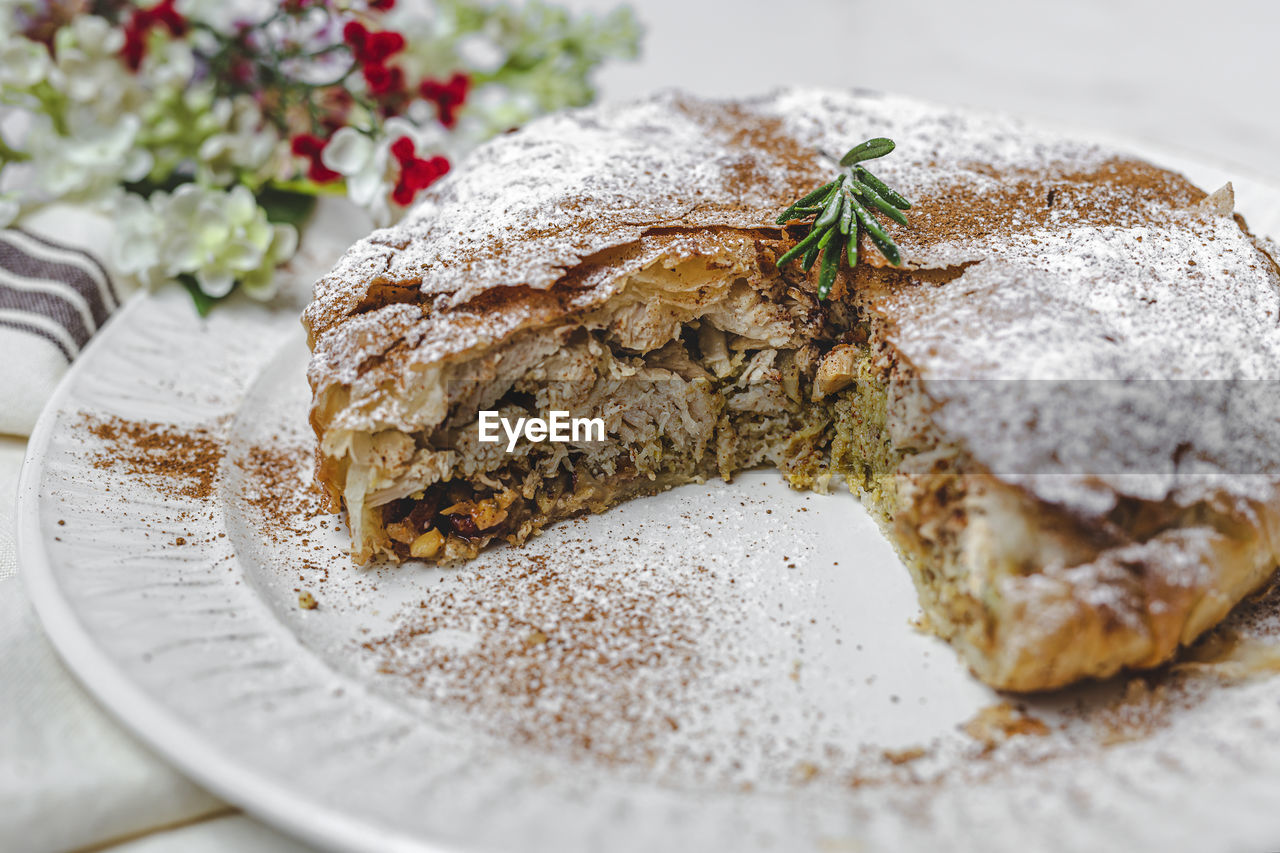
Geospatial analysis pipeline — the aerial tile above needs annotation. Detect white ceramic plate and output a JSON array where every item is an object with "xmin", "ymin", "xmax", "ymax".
[{"xmin": 17, "ymin": 142, "xmax": 1280, "ymax": 853}]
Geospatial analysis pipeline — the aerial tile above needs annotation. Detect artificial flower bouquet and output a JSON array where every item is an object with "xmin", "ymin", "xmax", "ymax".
[{"xmin": 0, "ymin": 0, "xmax": 640, "ymax": 311}]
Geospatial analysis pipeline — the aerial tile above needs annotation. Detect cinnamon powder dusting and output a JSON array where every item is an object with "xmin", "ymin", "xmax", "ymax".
[
  {"xmin": 364, "ymin": 548, "xmax": 723, "ymax": 766},
  {"xmin": 80, "ymin": 414, "xmax": 222, "ymax": 499},
  {"xmin": 230, "ymin": 437, "xmax": 335, "ymax": 593},
  {"xmin": 63, "ymin": 405, "xmax": 1280, "ymax": 798},
  {"xmin": 236, "ymin": 441, "xmax": 326, "ymax": 538}
]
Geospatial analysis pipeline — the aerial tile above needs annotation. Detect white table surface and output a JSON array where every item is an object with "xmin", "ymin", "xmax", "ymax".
[{"xmin": 3, "ymin": 0, "xmax": 1277, "ymax": 850}]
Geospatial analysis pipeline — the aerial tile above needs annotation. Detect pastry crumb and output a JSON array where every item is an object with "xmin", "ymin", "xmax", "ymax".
[{"xmin": 962, "ymin": 702, "xmax": 1050, "ymax": 752}]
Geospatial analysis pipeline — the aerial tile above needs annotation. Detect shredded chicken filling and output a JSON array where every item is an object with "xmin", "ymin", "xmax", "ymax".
[{"xmin": 374, "ymin": 322, "xmax": 847, "ymax": 562}]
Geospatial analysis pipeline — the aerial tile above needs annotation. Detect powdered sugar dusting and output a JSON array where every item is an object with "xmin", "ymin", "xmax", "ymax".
[
  {"xmin": 762, "ymin": 88, "xmax": 1111, "ymax": 190},
  {"xmin": 877, "ymin": 209, "xmax": 1280, "ymax": 511},
  {"xmin": 886, "ymin": 214, "xmax": 1280, "ymax": 381},
  {"xmin": 303, "ymin": 88, "xmax": 1117, "ymax": 382},
  {"xmin": 304, "ymin": 90, "xmax": 818, "ymax": 340}
]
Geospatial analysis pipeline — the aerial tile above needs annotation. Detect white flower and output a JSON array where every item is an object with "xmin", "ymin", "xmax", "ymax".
[
  {"xmin": 321, "ymin": 127, "xmax": 387, "ymax": 220},
  {"xmin": 239, "ymin": 221, "xmax": 297, "ymax": 299},
  {"xmin": 0, "ymin": 36, "xmax": 51, "ymax": 89},
  {"xmin": 160, "ymin": 184, "xmax": 296, "ymax": 298},
  {"xmin": 139, "ymin": 37, "xmax": 196, "ymax": 95},
  {"xmin": 197, "ymin": 96, "xmax": 278, "ymax": 185},
  {"xmin": 177, "ymin": 0, "xmax": 272, "ymax": 32},
  {"xmin": 51, "ymin": 16, "xmax": 140, "ymax": 116},
  {"xmin": 142, "ymin": 80, "xmax": 219, "ymax": 146},
  {"xmin": 322, "ymin": 119, "xmax": 449, "ymax": 226},
  {"xmin": 111, "ymin": 185, "xmax": 298, "ymax": 301},
  {"xmin": 27, "ymin": 109, "xmax": 153, "ymax": 199},
  {"xmin": 112, "ymin": 192, "xmax": 170, "ymax": 289},
  {"xmin": 453, "ymin": 33, "xmax": 506, "ymax": 74}
]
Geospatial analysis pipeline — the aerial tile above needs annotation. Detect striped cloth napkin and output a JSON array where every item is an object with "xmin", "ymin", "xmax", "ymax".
[{"xmin": 0, "ymin": 208, "xmax": 123, "ymax": 436}]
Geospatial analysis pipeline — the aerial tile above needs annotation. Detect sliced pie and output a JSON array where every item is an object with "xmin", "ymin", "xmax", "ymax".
[{"xmin": 302, "ymin": 89, "xmax": 1280, "ymax": 691}]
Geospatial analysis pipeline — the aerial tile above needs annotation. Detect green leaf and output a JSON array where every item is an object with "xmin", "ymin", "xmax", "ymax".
[
  {"xmin": 818, "ymin": 239, "xmax": 839, "ymax": 299},
  {"xmin": 802, "ymin": 236, "xmax": 823, "ymax": 272},
  {"xmin": 257, "ymin": 186, "xmax": 317, "ymax": 229},
  {"xmin": 775, "ymin": 134, "xmax": 913, "ymax": 282},
  {"xmin": 851, "ymin": 179, "xmax": 909, "ymax": 226},
  {"xmin": 848, "ymin": 195, "xmax": 903, "ymax": 266},
  {"xmin": 775, "ymin": 179, "xmax": 837, "ymax": 224},
  {"xmin": 178, "ymin": 274, "xmax": 220, "ymax": 317},
  {"xmin": 868, "ymin": 230, "xmax": 902, "ymax": 266},
  {"xmin": 776, "ymin": 205, "xmax": 823, "ymax": 224},
  {"xmin": 839, "ymin": 137, "xmax": 895, "ymax": 167},
  {"xmin": 856, "ymin": 166, "xmax": 911, "ymax": 210},
  {"xmin": 803, "ymin": 225, "xmax": 834, "ymax": 268},
  {"xmin": 776, "ymin": 225, "xmax": 827, "ymax": 267},
  {"xmin": 813, "ymin": 175, "xmax": 846, "ymax": 229}
]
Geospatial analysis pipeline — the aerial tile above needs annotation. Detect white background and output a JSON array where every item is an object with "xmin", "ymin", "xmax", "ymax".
[{"xmin": 571, "ymin": 0, "xmax": 1280, "ymax": 181}]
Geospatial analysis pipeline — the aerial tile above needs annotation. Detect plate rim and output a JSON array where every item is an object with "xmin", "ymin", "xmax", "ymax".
[{"xmin": 14, "ymin": 291, "xmax": 450, "ymax": 853}]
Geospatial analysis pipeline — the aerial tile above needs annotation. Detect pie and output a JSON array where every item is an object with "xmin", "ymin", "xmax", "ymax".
[{"xmin": 302, "ymin": 89, "xmax": 1280, "ymax": 691}]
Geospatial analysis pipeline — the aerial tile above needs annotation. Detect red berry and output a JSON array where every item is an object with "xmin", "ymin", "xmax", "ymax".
[
  {"xmin": 343, "ymin": 22, "xmax": 404, "ymax": 67},
  {"xmin": 151, "ymin": 0, "xmax": 187, "ymax": 36},
  {"xmin": 342, "ymin": 21, "xmax": 369, "ymax": 51},
  {"xmin": 419, "ymin": 73, "xmax": 470, "ymax": 128},
  {"xmin": 119, "ymin": 1, "xmax": 188, "ymax": 70},
  {"xmin": 426, "ymin": 156, "xmax": 450, "ymax": 183},
  {"xmin": 389, "ymin": 136, "xmax": 416, "ymax": 165},
  {"xmin": 364, "ymin": 30, "xmax": 405, "ymax": 64},
  {"xmin": 308, "ymin": 160, "xmax": 342, "ymax": 184},
  {"xmin": 121, "ymin": 21, "xmax": 147, "ymax": 70},
  {"xmin": 362, "ymin": 62, "xmax": 404, "ymax": 97},
  {"xmin": 391, "ymin": 152, "xmax": 449, "ymax": 206},
  {"xmin": 391, "ymin": 182, "xmax": 415, "ymax": 206},
  {"xmin": 290, "ymin": 134, "xmax": 323, "ymax": 156},
  {"xmin": 290, "ymin": 134, "xmax": 340, "ymax": 183}
]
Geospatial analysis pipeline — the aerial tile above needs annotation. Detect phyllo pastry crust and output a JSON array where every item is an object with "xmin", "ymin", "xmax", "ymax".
[{"xmin": 303, "ymin": 89, "xmax": 1280, "ymax": 691}]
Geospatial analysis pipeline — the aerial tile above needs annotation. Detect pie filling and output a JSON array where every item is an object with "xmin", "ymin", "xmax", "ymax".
[
  {"xmin": 320, "ymin": 243, "xmax": 1280, "ymax": 691},
  {"xmin": 326, "ymin": 242, "xmax": 914, "ymax": 561},
  {"xmin": 325, "ymin": 248, "xmax": 1016, "ymax": 661},
  {"xmin": 377, "ymin": 336, "xmax": 848, "ymax": 560}
]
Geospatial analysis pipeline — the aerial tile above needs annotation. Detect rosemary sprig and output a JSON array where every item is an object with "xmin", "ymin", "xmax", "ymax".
[{"xmin": 775, "ymin": 137, "xmax": 912, "ymax": 299}]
